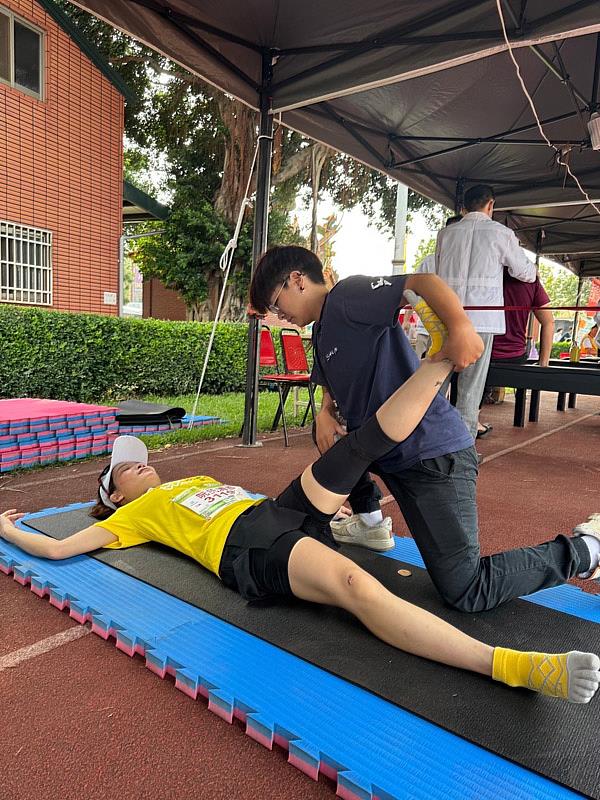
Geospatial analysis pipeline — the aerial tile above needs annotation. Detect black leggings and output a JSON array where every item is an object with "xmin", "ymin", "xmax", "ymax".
[
  {"xmin": 219, "ymin": 414, "xmax": 398, "ymax": 603},
  {"xmin": 276, "ymin": 414, "xmax": 396, "ymax": 525}
]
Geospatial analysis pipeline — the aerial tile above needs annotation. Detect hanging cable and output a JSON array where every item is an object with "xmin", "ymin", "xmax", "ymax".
[
  {"xmin": 495, "ymin": 0, "xmax": 600, "ymax": 217},
  {"xmin": 187, "ymin": 133, "xmax": 273, "ymax": 428}
]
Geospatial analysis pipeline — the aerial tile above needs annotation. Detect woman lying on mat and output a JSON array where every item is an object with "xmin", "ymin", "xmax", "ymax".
[{"xmin": 1, "ymin": 356, "xmax": 599, "ymax": 705}]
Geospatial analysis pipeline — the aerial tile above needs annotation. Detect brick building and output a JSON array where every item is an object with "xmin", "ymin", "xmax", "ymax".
[{"xmin": 0, "ymin": 0, "xmax": 132, "ymax": 314}]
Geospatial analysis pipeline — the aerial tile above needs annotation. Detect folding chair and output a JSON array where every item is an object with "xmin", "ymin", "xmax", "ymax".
[
  {"xmin": 254, "ymin": 325, "xmax": 303, "ymax": 447},
  {"xmin": 272, "ymin": 328, "xmax": 317, "ymax": 432}
]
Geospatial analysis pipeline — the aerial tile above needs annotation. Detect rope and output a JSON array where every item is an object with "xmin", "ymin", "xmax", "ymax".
[
  {"xmin": 187, "ymin": 134, "xmax": 272, "ymax": 428},
  {"xmin": 495, "ymin": 0, "xmax": 600, "ymax": 217}
]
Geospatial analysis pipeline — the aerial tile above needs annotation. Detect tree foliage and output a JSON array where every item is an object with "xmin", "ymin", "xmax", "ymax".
[
  {"xmin": 538, "ymin": 260, "xmax": 590, "ymax": 315},
  {"xmin": 412, "ymin": 237, "xmax": 437, "ymax": 270},
  {"xmin": 59, "ymin": 3, "xmax": 439, "ymax": 318},
  {"xmin": 321, "ymin": 157, "xmax": 444, "ymax": 233}
]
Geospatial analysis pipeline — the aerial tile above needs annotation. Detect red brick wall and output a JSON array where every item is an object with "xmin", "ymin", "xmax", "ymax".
[
  {"xmin": 143, "ymin": 278, "xmax": 188, "ymax": 321},
  {"xmin": 0, "ymin": 0, "xmax": 124, "ymax": 314}
]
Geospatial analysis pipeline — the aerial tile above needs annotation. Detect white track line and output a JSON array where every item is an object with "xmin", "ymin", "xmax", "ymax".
[
  {"xmin": 0, "ymin": 626, "xmax": 90, "ymax": 671},
  {"xmin": 380, "ymin": 411, "xmax": 598, "ymax": 507},
  {"xmin": 479, "ymin": 412, "xmax": 598, "ymax": 465}
]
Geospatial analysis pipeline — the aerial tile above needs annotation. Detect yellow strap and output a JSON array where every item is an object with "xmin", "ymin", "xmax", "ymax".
[{"xmin": 413, "ymin": 299, "xmax": 448, "ymax": 357}]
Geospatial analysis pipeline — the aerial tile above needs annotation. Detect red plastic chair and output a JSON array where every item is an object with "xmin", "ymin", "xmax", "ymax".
[
  {"xmin": 254, "ymin": 326, "xmax": 316, "ymax": 446},
  {"xmin": 277, "ymin": 328, "xmax": 317, "ymax": 430}
]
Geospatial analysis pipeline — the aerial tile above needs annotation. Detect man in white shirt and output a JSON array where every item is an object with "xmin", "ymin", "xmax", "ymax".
[
  {"xmin": 435, "ymin": 185, "xmax": 536, "ymax": 437},
  {"xmin": 414, "ymin": 218, "xmax": 463, "ymax": 358}
]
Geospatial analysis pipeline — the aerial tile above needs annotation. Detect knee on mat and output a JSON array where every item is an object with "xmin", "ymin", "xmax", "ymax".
[
  {"xmin": 429, "ymin": 561, "xmax": 489, "ymax": 613},
  {"xmin": 438, "ymin": 586, "xmax": 489, "ymax": 614}
]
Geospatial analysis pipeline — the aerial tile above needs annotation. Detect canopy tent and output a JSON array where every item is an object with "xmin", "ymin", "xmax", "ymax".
[
  {"xmin": 67, "ymin": 0, "xmax": 600, "ymax": 441},
  {"xmin": 281, "ymin": 29, "xmax": 600, "ymax": 272},
  {"xmin": 562, "ymin": 253, "xmax": 600, "ymax": 278},
  {"xmin": 284, "ymin": 33, "xmax": 600, "ymax": 206},
  {"xmin": 68, "ymin": 0, "xmax": 600, "ymax": 113},
  {"xmin": 498, "ymin": 202, "xmax": 600, "ymax": 269}
]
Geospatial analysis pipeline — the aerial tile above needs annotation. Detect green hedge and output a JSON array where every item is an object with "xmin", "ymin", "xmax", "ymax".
[
  {"xmin": 0, "ymin": 305, "xmax": 254, "ymax": 402},
  {"xmin": 550, "ymin": 341, "xmax": 570, "ymax": 358}
]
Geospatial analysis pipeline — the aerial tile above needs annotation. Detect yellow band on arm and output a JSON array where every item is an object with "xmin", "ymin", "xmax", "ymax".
[{"xmin": 404, "ymin": 289, "xmax": 448, "ymax": 357}]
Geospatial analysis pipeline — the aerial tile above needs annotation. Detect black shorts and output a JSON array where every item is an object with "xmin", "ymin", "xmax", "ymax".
[{"xmin": 219, "ymin": 498, "xmax": 338, "ymax": 604}]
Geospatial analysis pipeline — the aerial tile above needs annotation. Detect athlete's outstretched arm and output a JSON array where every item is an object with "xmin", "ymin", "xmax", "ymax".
[{"xmin": 0, "ymin": 510, "xmax": 116, "ymax": 559}]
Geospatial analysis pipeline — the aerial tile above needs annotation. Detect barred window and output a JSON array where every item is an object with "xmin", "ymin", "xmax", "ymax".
[
  {"xmin": 0, "ymin": 221, "xmax": 52, "ymax": 306},
  {"xmin": 0, "ymin": 6, "xmax": 43, "ymax": 99}
]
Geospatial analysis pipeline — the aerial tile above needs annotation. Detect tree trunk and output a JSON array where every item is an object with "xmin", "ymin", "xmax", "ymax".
[
  {"xmin": 186, "ymin": 270, "xmax": 246, "ymax": 322},
  {"xmin": 213, "ymin": 96, "xmax": 257, "ymax": 228},
  {"xmin": 310, "ymin": 145, "xmax": 329, "ymax": 252}
]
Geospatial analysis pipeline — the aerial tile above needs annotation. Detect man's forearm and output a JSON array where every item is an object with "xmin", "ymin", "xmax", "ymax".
[
  {"xmin": 404, "ymin": 273, "xmax": 471, "ymax": 332},
  {"xmin": 319, "ymin": 386, "xmax": 336, "ymax": 413},
  {"xmin": 539, "ymin": 323, "xmax": 554, "ymax": 365},
  {"xmin": 535, "ymin": 309, "xmax": 554, "ymax": 366}
]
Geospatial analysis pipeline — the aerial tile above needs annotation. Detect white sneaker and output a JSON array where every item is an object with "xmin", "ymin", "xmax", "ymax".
[
  {"xmin": 330, "ymin": 514, "xmax": 394, "ymax": 551},
  {"xmin": 573, "ymin": 513, "xmax": 600, "ymax": 579},
  {"xmin": 573, "ymin": 513, "xmax": 600, "ymax": 537}
]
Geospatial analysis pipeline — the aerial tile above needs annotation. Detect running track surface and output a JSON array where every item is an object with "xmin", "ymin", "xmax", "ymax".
[{"xmin": 0, "ymin": 392, "xmax": 598, "ymax": 799}]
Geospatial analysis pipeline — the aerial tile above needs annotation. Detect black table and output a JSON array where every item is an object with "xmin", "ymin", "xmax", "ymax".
[
  {"xmin": 548, "ymin": 358, "xmax": 600, "ymax": 367},
  {"xmin": 485, "ymin": 363, "xmax": 600, "ymax": 427}
]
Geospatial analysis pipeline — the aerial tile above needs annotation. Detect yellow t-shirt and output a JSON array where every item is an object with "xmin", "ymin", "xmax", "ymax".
[{"xmin": 94, "ymin": 476, "xmax": 265, "ymax": 576}]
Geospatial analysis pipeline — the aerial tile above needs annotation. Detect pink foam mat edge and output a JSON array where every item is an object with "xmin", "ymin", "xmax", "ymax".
[
  {"xmin": 0, "ymin": 398, "xmax": 117, "ymax": 423},
  {"xmin": 2, "ymin": 563, "xmax": 376, "ymax": 800}
]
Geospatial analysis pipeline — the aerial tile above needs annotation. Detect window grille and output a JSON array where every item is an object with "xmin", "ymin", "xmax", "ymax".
[{"xmin": 0, "ymin": 220, "xmax": 52, "ymax": 305}]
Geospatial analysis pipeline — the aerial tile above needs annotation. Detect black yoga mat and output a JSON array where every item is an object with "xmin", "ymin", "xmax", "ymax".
[
  {"xmin": 116, "ymin": 401, "xmax": 186, "ymax": 424},
  {"xmin": 28, "ymin": 508, "xmax": 600, "ymax": 798}
]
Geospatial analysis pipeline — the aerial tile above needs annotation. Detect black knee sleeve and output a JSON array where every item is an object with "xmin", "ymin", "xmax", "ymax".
[
  {"xmin": 311, "ymin": 414, "xmax": 396, "ymax": 495},
  {"xmin": 276, "ymin": 476, "xmax": 335, "ymax": 524}
]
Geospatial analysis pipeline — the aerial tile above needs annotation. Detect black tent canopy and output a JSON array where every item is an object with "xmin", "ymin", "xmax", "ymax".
[
  {"xmin": 285, "ymin": 33, "xmax": 600, "ymax": 206},
  {"xmin": 69, "ymin": 0, "xmax": 600, "ymax": 113},
  {"xmin": 68, "ymin": 0, "xmax": 600, "ymax": 439},
  {"xmin": 499, "ymin": 202, "xmax": 600, "ymax": 263},
  {"xmin": 562, "ymin": 252, "xmax": 600, "ymax": 277},
  {"xmin": 72, "ymin": 0, "xmax": 600, "ymax": 257}
]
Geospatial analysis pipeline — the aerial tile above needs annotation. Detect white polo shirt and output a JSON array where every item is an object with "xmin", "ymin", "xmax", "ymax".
[{"xmin": 435, "ymin": 212, "xmax": 536, "ymax": 334}]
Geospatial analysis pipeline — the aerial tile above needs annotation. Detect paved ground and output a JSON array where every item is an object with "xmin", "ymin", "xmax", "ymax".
[{"xmin": 1, "ymin": 391, "xmax": 598, "ymax": 799}]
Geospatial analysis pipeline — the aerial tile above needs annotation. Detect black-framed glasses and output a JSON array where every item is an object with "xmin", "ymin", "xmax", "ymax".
[{"xmin": 267, "ymin": 275, "xmax": 290, "ymax": 315}]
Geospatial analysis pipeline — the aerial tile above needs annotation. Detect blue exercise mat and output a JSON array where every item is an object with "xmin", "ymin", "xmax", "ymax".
[{"xmin": 3, "ymin": 504, "xmax": 599, "ymax": 799}]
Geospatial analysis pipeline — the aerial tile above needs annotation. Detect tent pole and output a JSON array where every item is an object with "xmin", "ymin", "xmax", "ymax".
[
  {"xmin": 592, "ymin": 33, "xmax": 600, "ymax": 110},
  {"xmin": 454, "ymin": 178, "xmax": 464, "ymax": 214},
  {"xmin": 242, "ymin": 52, "xmax": 274, "ymax": 447},
  {"xmin": 571, "ymin": 270, "xmax": 584, "ymax": 345}
]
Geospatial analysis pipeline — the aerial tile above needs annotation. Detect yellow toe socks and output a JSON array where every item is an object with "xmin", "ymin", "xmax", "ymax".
[{"xmin": 493, "ymin": 647, "xmax": 600, "ymax": 703}]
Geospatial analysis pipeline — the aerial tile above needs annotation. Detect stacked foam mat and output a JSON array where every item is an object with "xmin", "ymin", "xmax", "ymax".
[
  {"xmin": 0, "ymin": 398, "xmax": 118, "ymax": 473},
  {"xmin": 117, "ymin": 413, "xmax": 221, "ymax": 436},
  {"xmin": 115, "ymin": 400, "xmax": 222, "ymax": 437},
  {"xmin": 3, "ymin": 504, "xmax": 599, "ymax": 800}
]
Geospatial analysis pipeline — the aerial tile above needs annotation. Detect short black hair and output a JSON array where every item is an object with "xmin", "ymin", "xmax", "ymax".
[
  {"xmin": 464, "ymin": 184, "xmax": 495, "ymax": 212},
  {"xmin": 445, "ymin": 215, "xmax": 462, "ymax": 227},
  {"xmin": 249, "ymin": 245, "xmax": 325, "ymax": 314}
]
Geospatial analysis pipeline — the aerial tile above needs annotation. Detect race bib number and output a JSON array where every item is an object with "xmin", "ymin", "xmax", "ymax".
[{"xmin": 173, "ymin": 484, "xmax": 253, "ymax": 520}]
